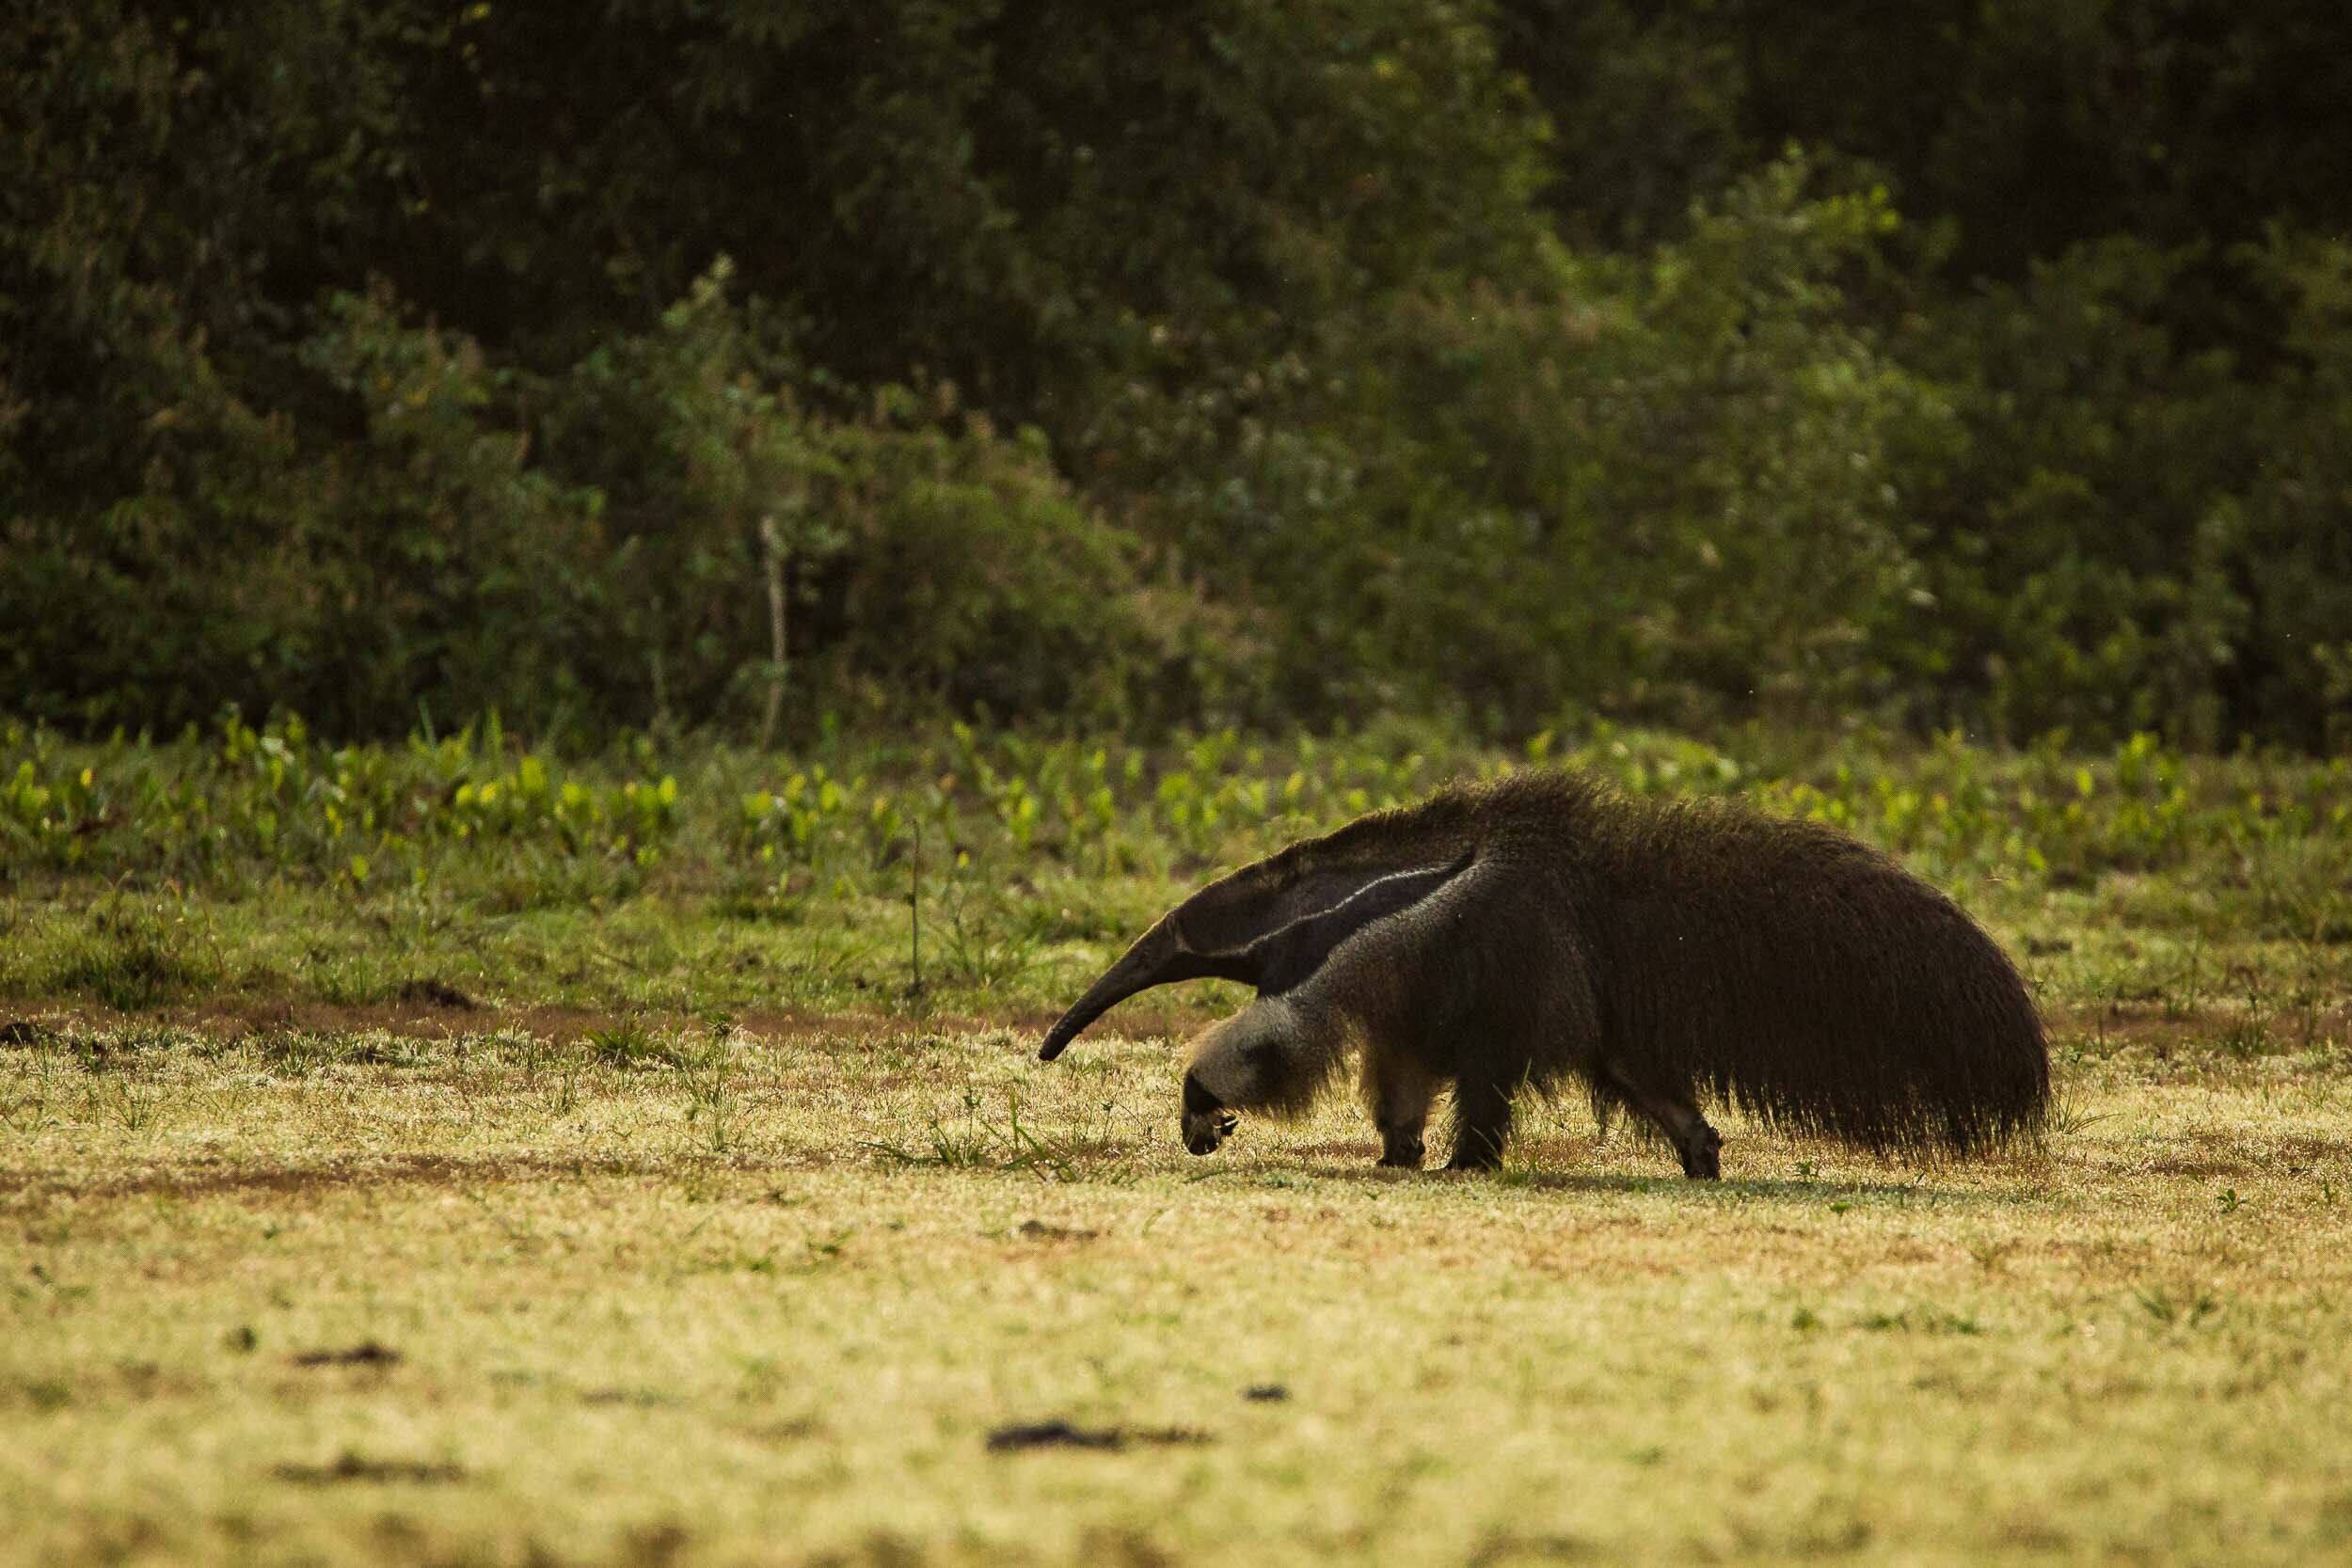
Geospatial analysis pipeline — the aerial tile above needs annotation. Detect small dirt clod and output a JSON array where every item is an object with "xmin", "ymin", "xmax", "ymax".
[
  {"xmin": 986, "ymin": 1420, "xmax": 1210, "ymax": 1453},
  {"xmin": 291, "ymin": 1341, "xmax": 402, "ymax": 1369},
  {"xmin": 273, "ymin": 1450, "xmax": 465, "ymax": 1485}
]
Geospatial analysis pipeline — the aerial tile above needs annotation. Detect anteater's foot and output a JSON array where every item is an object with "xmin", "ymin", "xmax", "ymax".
[
  {"xmin": 1445, "ymin": 1138, "xmax": 1505, "ymax": 1172},
  {"xmin": 1679, "ymin": 1123, "xmax": 1723, "ymax": 1180},
  {"xmin": 1376, "ymin": 1131, "xmax": 1425, "ymax": 1169}
]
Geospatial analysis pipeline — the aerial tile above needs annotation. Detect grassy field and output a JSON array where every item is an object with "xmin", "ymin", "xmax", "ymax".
[{"xmin": 5, "ymin": 718, "xmax": 2351, "ymax": 1566}]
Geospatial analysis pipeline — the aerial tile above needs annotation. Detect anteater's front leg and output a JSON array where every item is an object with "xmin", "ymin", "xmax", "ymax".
[{"xmin": 1362, "ymin": 1044, "xmax": 1435, "ymax": 1169}]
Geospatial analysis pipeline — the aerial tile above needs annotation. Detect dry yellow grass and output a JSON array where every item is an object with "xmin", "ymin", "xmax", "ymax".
[{"xmin": 4, "ymin": 1019, "xmax": 2348, "ymax": 1567}]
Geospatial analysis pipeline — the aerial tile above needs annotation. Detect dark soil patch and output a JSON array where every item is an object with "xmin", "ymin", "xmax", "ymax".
[
  {"xmin": 986, "ymin": 1420, "xmax": 1210, "ymax": 1453},
  {"xmin": 1, "ymin": 1152, "xmax": 664, "ymax": 1208},
  {"xmin": 581, "ymin": 1387, "xmax": 678, "ymax": 1409},
  {"xmin": 394, "ymin": 978, "xmax": 480, "ymax": 1010},
  {"xmin": 2129, "ymin": 1130, "xmax": 2352, "ymax": 1180},
  {"xmin": 273, "ymin": 1450, "xmax": 465, "ymax": 1485},
  {"xmin": 168, "ymin": 1000, "xmax": 1014, "ymax": 1046},
  {"xmin": 32, "ymin": 992, "xmax": 1232, "ymax": 1058},
  {"xmin": 291, "ymin": 1341, "xmax": 402, "ymax": 1370}
]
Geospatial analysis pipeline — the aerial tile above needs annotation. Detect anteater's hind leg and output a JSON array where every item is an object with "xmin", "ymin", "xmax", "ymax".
[
  {"xmin": 1362, "ymin": 1045, "xmax": 1436, "ymax": 1169},
  {"xmin": 1599, "ymin": 1062, "xmax": 1722, "ymax": 1180},
  {"xmin": 1445, "ymin": 1069, "xmax": 1518, "ymax": 1171}
]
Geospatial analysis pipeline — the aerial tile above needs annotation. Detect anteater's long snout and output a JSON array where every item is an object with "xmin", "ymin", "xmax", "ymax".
[
  {"xmin": 1040, "ymin": 918, "xmax": 1240, "ymax": 1061},
  {"xmin": 1039, "ymin": 920, "xmax": 1183, "ymax": 1060}
]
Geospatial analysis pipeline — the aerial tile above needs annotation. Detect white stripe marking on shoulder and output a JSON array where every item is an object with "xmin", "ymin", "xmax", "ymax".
[
  {"xmin": 1293, "ymin": 860, "xmax": 1489, "ymax": 1004},
  {"xmin": 1198, "ymin": 860, "xmax": 1471, "ymax": 959}
]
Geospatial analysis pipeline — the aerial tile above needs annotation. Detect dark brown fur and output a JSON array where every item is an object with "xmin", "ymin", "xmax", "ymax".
[{"xmin": 1041, "ymin": 771, "xmax": 2051, "ymax": 1177}]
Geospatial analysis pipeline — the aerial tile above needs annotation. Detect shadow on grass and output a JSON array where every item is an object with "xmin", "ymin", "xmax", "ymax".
[{"xmin": 1295, "ymin": 1158, "xmax": 2030, "ymax": 1209}]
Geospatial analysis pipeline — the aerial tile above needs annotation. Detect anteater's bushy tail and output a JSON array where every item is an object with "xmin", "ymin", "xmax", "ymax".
[
  {"xmin": 1695, "ymin": 935, "xmax": 2051, "ymax": 1158},
  {"xmin": 1595, "ymin": 799, "xmax": 2051, "ymax": 1158}
]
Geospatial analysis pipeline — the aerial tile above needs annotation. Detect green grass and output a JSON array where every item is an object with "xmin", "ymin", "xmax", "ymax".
[
  {"xmin": 3, "ymin": 717, "xmax": 2350, "ymax": 1565},
  {"xmin": 6, "ymin": 713, "xmax": 2349, "ymax": 1037},
  {"xmin": 4, "ymin": 1022, "xmax": 2348, "ymax": 1566}
]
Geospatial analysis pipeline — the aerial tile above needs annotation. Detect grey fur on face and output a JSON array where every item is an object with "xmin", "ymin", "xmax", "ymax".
[{"xmin": 1039, "ymin": 771, "xmax": 2050, "ymax": 1179}]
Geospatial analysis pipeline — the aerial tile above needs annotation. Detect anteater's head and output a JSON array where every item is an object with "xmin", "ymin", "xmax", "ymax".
[
  {"xmin": 1032, "ymin": 828, "xmax": 1478, "ymax": 1157},
  {"xmin": 1179, "ymin": 1001, "xmax": 1319, "ymax": 1157},
  {"xmin": 1036, "ymin": 844, "xmax": 1476, "ymax": 1070}
]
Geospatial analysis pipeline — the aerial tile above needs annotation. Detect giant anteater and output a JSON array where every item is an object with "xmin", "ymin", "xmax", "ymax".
[{"xmin": 1037, "ymin": 770, "xmax": 2049, "ymax": 1176}]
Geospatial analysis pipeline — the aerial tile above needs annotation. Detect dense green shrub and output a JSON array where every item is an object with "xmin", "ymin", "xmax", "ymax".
[
  {"xmin": 1895, "ymin": 238, "xmax": 2263, "ymax": 746},
  {"xmin": 4, "ymin": 256, "xmax": 1216, "ymax": 735},
  {"xmin": 534, "ymin": 264, "xmax": 1236, "ymax": 730},
  {"xmin": 2233, "ymin": 235, "xmax": 2352, "ymax": 753},
  {"xmin": 1, "ymin": 0, "xmax": 1521, "ymax": 738},
  {"xmin": 1094, "ymin": 159, "xmax": 1951, "ymax": 731},
  {"xmin": 1497, "ymin": 0, "xmax": 2352, "ymax": 748},
  {"xmin": 5, "ymin": 0, "xmax": 2350, "ymax": 748}
]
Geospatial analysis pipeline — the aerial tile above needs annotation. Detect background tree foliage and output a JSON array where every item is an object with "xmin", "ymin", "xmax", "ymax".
[{"xmin": 6, "ymin": 0, "xmax": 2349, "ymax": 747}]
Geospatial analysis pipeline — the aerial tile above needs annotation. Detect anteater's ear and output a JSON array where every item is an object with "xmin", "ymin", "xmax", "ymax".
[{"xmin": 1037, "ymin": 847, "xmax": 1474, "ymax": 1061}]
